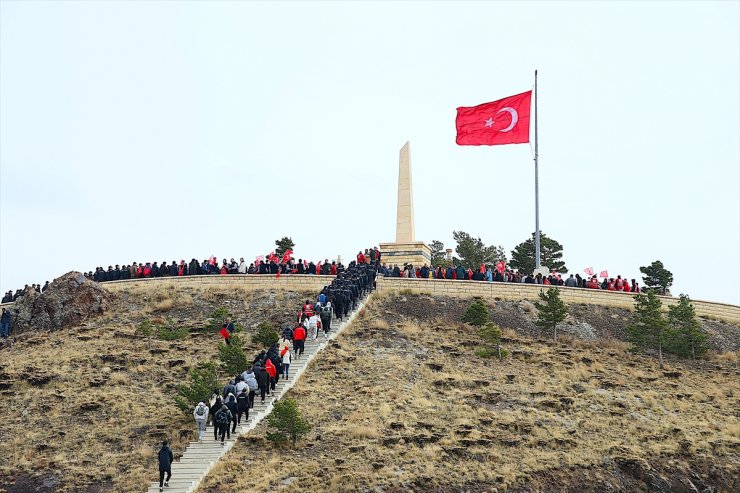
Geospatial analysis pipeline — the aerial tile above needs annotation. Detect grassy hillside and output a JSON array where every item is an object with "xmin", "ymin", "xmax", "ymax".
[
  {"xmin": 0, "ymin": 284, "xmax": 313, "ymax": 493},
  {"xmin": 198, "ymin": 292, "xmax": 739, "ymax": 492}
]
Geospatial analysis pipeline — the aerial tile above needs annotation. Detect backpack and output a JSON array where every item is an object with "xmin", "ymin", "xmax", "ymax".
[
  {"xmin": 321, "ymin": 306, "xmax": 332, "ymax": 318},
  {"xmin": 217, "ymin": 410, "xmax": 229, "ymax": 425},
  {"xmin": 195, "ymin": 404, "xmax": 207, "ymax": 417}
]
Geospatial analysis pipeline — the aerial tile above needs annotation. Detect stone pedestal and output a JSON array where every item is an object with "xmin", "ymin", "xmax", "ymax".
[{"xmin": 379, "ymin": 241, "xmax": 433, "ymax": 268}]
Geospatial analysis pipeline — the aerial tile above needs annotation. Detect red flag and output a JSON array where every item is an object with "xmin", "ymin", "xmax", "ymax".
[
  {"xmin": 456, "ymin": 91, "xmax": 532, "ymax": 146},
  {"xmin": 495, "ymin": 261, "xmax": 506, "ymax": 274},
  {"xmin": 599, "ymin": 270, "xmax": 609, "ymax": 278},
  {"xmin": 268, "ymin": 251, "xmax": 279, "ymax": 263},
  {"xmin": 276, "ymin": 266, "xmax": 283, "ymax": 279},
  {"xmin": 584, "ymin": 267, "xmax": 594, "ymax": 276},
  {"xmin": 282, "ymin": 249, "xmax": 293, "ymax": 264}
]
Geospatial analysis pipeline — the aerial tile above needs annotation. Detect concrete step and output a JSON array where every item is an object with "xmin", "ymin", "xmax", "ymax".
[{"xmin": 145, "ymin": 294, "xmax": 369, "ymax": 493}]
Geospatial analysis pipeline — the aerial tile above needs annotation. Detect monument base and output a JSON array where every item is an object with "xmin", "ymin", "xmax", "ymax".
[{"xmin": 379, "ymin": 241, "xmax": 433, "ymax": 268}]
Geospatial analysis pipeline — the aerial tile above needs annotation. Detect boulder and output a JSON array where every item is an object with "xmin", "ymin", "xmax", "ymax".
[{"xmin": 10, "ymin": 272, "xmax": 114, "ymax": 334}]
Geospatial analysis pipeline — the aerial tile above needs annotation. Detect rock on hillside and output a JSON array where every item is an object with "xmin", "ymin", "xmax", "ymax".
[{"xmin": 11, "ymin": 271, "xmax": 113, "ymax": 334}]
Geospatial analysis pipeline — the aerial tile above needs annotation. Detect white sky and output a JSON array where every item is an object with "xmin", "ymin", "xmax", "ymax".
[{"xmin": 1, "ymin": 1, "xmax": 738, "ymax": 305}]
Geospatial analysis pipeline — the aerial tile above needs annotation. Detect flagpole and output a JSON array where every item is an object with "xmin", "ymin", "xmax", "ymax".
[{"xmin": 534, "ymin": 69, "xmax": 541, "ymax": 270}]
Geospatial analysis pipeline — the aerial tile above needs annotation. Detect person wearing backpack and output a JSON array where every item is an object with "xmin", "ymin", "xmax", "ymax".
[
  {"xmin": 225, "ymin": 393, "xmax": 239, "ymax": 434},
  {"xmin": 193, "ymin": 401, "xmax": 209, "ymax": 443},
  {"xmin": 157, "ymin": 441, "xmax": 173, "ymax": 492},
  {"xmin": 215, "ymin": 404, "xmax": 232, "ymax": 445},
  {"xmin": 236, "ymin": 388, "xmax": 249, "ymax": 425},
  {"xmin": 209, "ymin": 396, "xmax": 223, "ymax": 441},
  {"xmin": 320, "ymin": 302, "xmax": 333, "ymax": 340}
]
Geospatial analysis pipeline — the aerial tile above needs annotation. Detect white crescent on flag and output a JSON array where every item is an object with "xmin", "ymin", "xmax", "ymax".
[{"xmin": 496, "ymin": 107, "xmax": 518, "ymax": 132}]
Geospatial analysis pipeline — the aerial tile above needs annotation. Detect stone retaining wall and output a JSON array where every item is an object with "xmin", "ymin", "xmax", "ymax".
[
  {"xmin": 375, "ymin": 277, "xmax": 740, "ymax": 325},
  {"xmin": 100, "ymin": 274, "xmax": 335, "ymax": 293}
]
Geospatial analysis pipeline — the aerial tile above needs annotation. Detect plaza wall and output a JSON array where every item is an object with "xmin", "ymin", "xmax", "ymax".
[
  {"xmin": 100, "ymin": 274, "xmax": 335, "ymax": 294},
  {"xmin": 375, "ymin": 277, "xmax": 740, "ymax": 325}
]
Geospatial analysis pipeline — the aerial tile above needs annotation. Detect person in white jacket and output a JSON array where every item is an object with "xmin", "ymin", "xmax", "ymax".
[
  {"xmin": 308, "ymin": 314, "xmax": 320, "ymax": 340},
  {"xmin": 193, "ymin": 401, "xmax": 209, "ymax": 443}
]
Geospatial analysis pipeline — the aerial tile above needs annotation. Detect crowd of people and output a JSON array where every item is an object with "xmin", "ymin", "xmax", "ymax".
[
  {"xmin": 2, "ymin": 282, "xmax": 48, "ymax": 303},
  {"xmin": 378, "ymin": 263, "xmax": 641, "ymax": 293},
  {"xmin": 86, "ymin": 247, "xmax": 381, "ymax": 283},
  {"xmin": 165, "ymin": 255, "xmax": 378, "ymax": 491}
]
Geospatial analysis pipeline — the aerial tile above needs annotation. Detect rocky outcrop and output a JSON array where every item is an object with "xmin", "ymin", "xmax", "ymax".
[{"xmin": 10, "ymin": 272, "xmax": 113, "ymax": 334}]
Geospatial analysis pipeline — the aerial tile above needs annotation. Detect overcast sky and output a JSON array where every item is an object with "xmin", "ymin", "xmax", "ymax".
[{"xmin": 1, "ymin": 1, "xmax": 738, "ymax": 305}]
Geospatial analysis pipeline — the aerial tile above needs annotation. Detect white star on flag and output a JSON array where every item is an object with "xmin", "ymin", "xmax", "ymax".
[{"xmin": 484, "ymin": 117, "xmax": 494, "ymax": 127}]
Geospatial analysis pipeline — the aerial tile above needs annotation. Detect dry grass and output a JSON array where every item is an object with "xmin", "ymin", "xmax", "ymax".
[
  {"xmin": 198, "ymin": 299, "xmax": 740, "ymax": 493},
  {"xmin": 0, "ymin": 284, "xmax": 311, "ymax": 493}
]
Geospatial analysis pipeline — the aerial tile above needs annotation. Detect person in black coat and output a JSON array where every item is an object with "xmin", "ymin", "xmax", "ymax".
[
  {"xmin": 256, "ymin": 366, "xmax": 270, "ymax": 403},
  {"xmin": 157, "ymin": 441, "xmax": 173, "ymax": 491},
  {"xmin": 209, "ymin": 396, "xmax": 223, "ymax": 440},
  {"xmin": 236, "ymin": 388, "xmax": 249, "ymax": 426},
  {"xmin": 225, "ymin": 394, "xmax": 239, "ymax": 434}
]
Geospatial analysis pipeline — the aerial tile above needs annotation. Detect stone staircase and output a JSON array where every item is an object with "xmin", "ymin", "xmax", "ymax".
[{"xmin": 146, "ymin": 297, "xmax": 370, "ymax": 493}]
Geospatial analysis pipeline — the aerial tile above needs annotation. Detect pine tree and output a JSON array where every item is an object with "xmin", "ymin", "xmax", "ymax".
[
  {"xmin": 267, "ymin": 399, "xmax": 311, "ymax": 447},
  {"xmin": 477, "ymin": 322, "xmax": 506, "ymax": 360},
  {"xmin": 452, "ymin": 231, "xmax": 506, "ymax": 269},
  {"xmin": 510, "ymin": 232, "xmax": 567, "ymax": 274},
  {"xmin": 534, "ymin": 287, "xmax": 568, "ymax": 342},
  {"xmin": 666, "ymin": 294, "xmax": 708, "ymax": 359},
  {"xmin": 218, "ymin": 335, "xmax": 249, "ymax": 376},
  {"xmin": 252, "ymin": 321, "xmax": 279, "ymax": 348},
  {"xmin": 639, "ymin": 260, "xmax": 673, "ymax": 295},
  {"xmin": 275, "ymin": 237, "xmax": 295, "ymax": 257},
  {"xmin": 174, "ymin": 362, "xmax": 220, "ymax": 414},
  {"xmin": 627, "ymin": 290, "xmax": 668, "ymax": 368},
  {"xmin": 461, "ymin": 299, "xmax": 490, "ymax": 327},
  {"xmin": 430, "ymin": 240, "xmax": 447, "ymax": 267}
]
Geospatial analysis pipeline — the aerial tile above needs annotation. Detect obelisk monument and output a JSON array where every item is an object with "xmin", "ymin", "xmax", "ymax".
[{"xmin": 379, "ymin": 142, "xmax": 432, "ymax": 268}]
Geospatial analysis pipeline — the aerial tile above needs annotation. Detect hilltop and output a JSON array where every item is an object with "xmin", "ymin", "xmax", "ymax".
[
  {"xmin": 198, "ymin": 292, "xmax": 739, "ymax": 492},
  {"xmin": 0, "ymin": 283, "xmax": 315, "ymax": 493},
  {"xmin": 0, "ymin": 285, "xmax": 738, "ymax": 493}
]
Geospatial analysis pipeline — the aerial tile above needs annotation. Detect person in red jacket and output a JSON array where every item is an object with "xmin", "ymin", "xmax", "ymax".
[
  {"xmin": 302, "ymin": 301, "xmax": 314, "ymax": 318},
  {"xmin": 264, "ymin": 358, "xmax": 277, "ymax": 394},
  {"xmin": 587, "ymin": 276, "xmax": 599, "ymax": 289},
  {"xmin": 615, "ymin": 276, "xmax": 624, "ymax": 291},
  {"xmin": 220, "ymin": 325, "xmax": 231, "ymax": 345},
  {"xmin": 293, "ymin": 324, "xmax": 306, "ymax": 357},
  {"xmin": 607, "ymin": 279, "xmax": 616, "ymax": 291},
  {"xmin": 623, "ymin": 280, "xmax": 631, "ymax": 293},
  {"xmin": 357, "ymin": 251, "xmax": 365, "ymax": 264},
  {"xmin": 330, "ymin": 262, "xmax": 337, "ymax": 275}
]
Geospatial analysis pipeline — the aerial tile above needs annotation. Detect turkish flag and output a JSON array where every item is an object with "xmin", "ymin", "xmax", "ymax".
[
  {"xmin": 599, "ymin": 270, "xmax": 609, "ymax": 278},
  {"xmin": 584, "ymin": 267, "xmax": 594, "ymax": 276},
  {"xmin": 456, "ymin": 91, "xmax": 532, "ymax": 146},
  {"xmin": 496, "ymin": 261, "xmax": 506, "ymax": 274}
]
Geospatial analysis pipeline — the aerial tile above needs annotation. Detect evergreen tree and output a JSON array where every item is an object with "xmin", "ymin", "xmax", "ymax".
[
  {"xmin": 252, "ymin": 321, "xmax": 280, "ymax": 348},
  {"xmin": 476, "ymin": 322, "xmax": 506, "ymax": 360},
  {"xmin": 510, "ymin": 232, "xmax": 567, "ymax": 274},
  {"xmin": 267, "ymin": 399, "xmax": 311, "ymax": 447},
  {"xmin": 534, "ymin": 287, "xmax": 568, "ymax": 341},
  {"xmin": 639, "ymin": 260, "xmax": 673, "ymax": 295},
  {"xmin": 452, "ymin": 230, "xmax": 506, "ymax": 269},
  {"xmin": 666, "ymin": 294, "xmax": 708, "ymax": 359},
  {"xmin": 461, "ymin": 299, "xmax": 490, "ymax": 327},
  {"xmin": 275, "ymin": 237, "xmax": 295, "ymax": 257},
  {"xmin": 430, "ymin": 240, "xmax": 447, "ymax": 267},
  {"xmin": 627, "ymin": 290, "xmax": 668, "ymax": 368},
  {"xmin": 218, "ymin": 335, "xmax": 249, "ymax": 376},
  {"xmin": 174, "ymin": 362, "xmax": 220, "ymax": 414}
]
